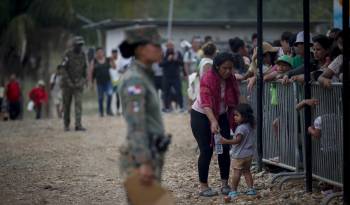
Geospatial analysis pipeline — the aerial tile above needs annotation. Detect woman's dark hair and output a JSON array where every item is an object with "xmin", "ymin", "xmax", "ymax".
[
  {"xmin": 335, "ymin": 31, "xmax": 344, "ymax": 41},
  {"xmin": 264, "ymin": 51, "xmax": 278, "ymax": 66},
  {"xmin": 312, "ymin": 35, "xmax": 332, "ymax": 50},
  {"xmin": 289, "ymin": 33, "xmax": 297, "ymax": 48},
  {"xmin": 281, "ymin": 31, "xmax": 293, "ymax": 42},
  {"xmin": 228, "ymin": 37, "xmax": 245, "ymax": 53},
  {"xmin": 251, "ymin": 33, "xmax": 258, "ymax": 41},
  {"xmin": 329, "ymin": 31, "xmax": 344, "ymax": 60},
  {"xmin": 272, "ymin": 40, "xmax": 281, "ymax": 47},
  {"xmin": 202, "ymin": 42, "xmax": 217, "ymax": 57},
  {"xmin": 212, "ymin": 52, "xmax": 235, "ymax": 72},
  {"xmin": 118, "ymin": 40, "xmax": 149, "ymax": 58},
  {"xmin": 235, "ymin": 103, "xmax": 255, "ymax": 128},
  {"xmin": 95, "ymin": 47, "xmax": 104, "ymax": 52}
]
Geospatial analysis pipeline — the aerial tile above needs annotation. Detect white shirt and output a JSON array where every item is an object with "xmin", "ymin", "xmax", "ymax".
[
  {"xmin": 50, "ymin": 73, "xmax": 62, "ymax": 93},
  {"xmin": 183, "ymin": 49, "xmax": 200, "ymax": 74},
  {"xmin": 109, "ymin": 67, "xmax": 120, "ymax": 85},
  {"xmin": 328, "ymin": 54, "xmax": 343, "ymax": 81},
  {"xmin": 152, "ymin": 63, "xmax": 163, "ymax": 77}
]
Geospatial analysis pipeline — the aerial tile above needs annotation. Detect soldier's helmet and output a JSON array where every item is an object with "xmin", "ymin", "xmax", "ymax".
[
  {"xmin": 119, "ymin": 25, "xmax": 165, "ymax": 58},
  {"xmin": 73, "ymin": 36, "xmax": 85, "ymax": 45}
]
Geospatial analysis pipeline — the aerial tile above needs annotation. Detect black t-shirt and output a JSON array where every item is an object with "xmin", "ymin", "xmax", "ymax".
[
  {"xmin": 159, "ymin": 51, "xmax": 183, "ymax": 79},
  {"xmin": 93, "ymin": 58, "xmax": 111, "ymax": 85}
]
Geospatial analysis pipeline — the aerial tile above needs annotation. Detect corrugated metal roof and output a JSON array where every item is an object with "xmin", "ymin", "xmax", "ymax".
[{"xmin": 83, "ymin": 19, "xmax": 330, "ymax": 30}]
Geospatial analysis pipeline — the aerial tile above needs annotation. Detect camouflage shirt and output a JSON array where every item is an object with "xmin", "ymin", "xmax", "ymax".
[
  {"xmin": 61, "ymin": 49, "xmax": 87, "ymax": 89},
  {"xmin": 119, "ymin": 59, "xmax": 165, "ymax": 165}
]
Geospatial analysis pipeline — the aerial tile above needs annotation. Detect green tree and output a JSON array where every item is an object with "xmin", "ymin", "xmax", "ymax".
[{"xmin": 0, "ymin": 0, "xmax": 74, "ymax": 79}]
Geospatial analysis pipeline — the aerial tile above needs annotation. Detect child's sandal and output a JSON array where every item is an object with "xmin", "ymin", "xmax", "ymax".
[
  {"xmin": 228, "ymin": 191, "xmax": 239, "ymax": 199},
  {"xmin": 246, "ymin": 188, "xmax": 257, "ymax": 196}
]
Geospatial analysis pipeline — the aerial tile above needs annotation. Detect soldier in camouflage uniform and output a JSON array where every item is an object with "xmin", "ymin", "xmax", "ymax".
[
  {"xmin": 61, "ymin": 36, "xmax": 87, "ymax": 131},
  {"xmin": 118, "ymin": 25, "xmax": 171, "ymax": 186}
]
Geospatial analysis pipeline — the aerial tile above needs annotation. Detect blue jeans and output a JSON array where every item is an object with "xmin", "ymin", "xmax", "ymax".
[{"xmin": 97, "ymin": 82, "xmax": 113, "ymax": 116}]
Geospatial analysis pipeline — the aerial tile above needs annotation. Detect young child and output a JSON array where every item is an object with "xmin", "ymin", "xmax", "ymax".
[
  {"xmin": 29, "ymin": 80, "xmax": 48, "ymax": 119},
  {"xmin": 308, "ymin": 116, "xmax": 321, "ymax": 139},
  {"xmin": 296, "ymin": 99, "xmax": 321, "ymax": 139},
  {"xmin": 220, "ymin": 103, "xmax": 256, "ymax": 201},
  {"xmin": 264, "ymin": 55, "xmax": 293, "ymax": 82}
]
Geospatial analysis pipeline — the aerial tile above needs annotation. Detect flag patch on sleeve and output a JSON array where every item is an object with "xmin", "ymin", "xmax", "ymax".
[{"xmin": 127, "ymin": 85, "xmax": 143, "ymax": 95}]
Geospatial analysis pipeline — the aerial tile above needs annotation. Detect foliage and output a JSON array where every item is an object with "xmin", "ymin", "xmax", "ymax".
[
  {"xmin": 0, "ymin": 0, "xmax": 74, "ymax": 78},
  {"xmin": 72, "ymin": 0, "xmax": 332, "ymax": 21}
]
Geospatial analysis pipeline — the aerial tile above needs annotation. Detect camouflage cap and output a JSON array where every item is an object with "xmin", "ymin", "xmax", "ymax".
[
  {"xmin": 73, "ymin": 36, "xmax": 85, "ymax": 45},
  {"xmin": 124, "ymin": 25, "xmax": 164, "ymax": 45}
]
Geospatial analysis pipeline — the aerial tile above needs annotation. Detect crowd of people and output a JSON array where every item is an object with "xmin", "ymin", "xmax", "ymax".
[{"xmin": 0, "ymin": 25, "xmax": 345, "ymax": 202}]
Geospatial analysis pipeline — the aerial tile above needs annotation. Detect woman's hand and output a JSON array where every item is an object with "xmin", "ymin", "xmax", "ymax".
[
  {"xmin": 247, "ymin": 76, "xmax": 256, "ymax": 92},
  {"xmin": 210, "ymin": 120, "xmax": 220, "ymax": 134},
  {"xmin": 320, "ymin": 78, "xmax": 332, "ymax": 89},
  {"xmin": 281, "ymin": 75, "xmax": 291, "ymax": 85},
  {"xmin": 235, "ymin": 74, "xmax": 244, "ymax": 81},
  {"xmin": 138, "ymin": 164, "xmax": 154, "ymax": 186},
  {"xmin": 291, "ymin": 75, "xmax": 305, "ymax": 84},
  {"xmin": 252, "ymin": 47, "xmax": 257, "ymax": 61}
]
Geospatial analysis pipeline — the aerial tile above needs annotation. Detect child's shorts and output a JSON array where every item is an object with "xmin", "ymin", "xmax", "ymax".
[{"xmin": 232, "ymin": 156, "xmax": 253, "ymax": 170}]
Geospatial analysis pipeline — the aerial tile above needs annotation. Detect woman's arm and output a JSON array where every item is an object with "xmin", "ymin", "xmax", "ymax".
[
  {"xmin": 318, "ymin": 69, "xmax": 334, "ymax": 88},
  {"xmin": 263, "ymin": 71, "xmax": 278, "ymax": 82},
  {"xmin": 204, "ymin": 107, "xmax": 219, "ymax": 134},
  {"xmin": 287, "ymin": 65, "xmax": 304, "ymax": 78}
]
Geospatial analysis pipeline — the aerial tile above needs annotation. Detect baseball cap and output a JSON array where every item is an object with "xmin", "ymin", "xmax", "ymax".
[
  {"xmin": 294, "ymin": 31, "xmax": 313, "ymax": 46},
  {"xmin": 37, "ymin": 80, "xmax": 45, "ymax": 86},
  {"xmin": 124, "ymin": 25, "xmax": 165, "ymax": 45},
  {"xmin": 73, "ymin": 36, "xmax": 85, "ymax": 45},
  {"xmin": 276, "ymin": 55, "xmax": 293, "ymax": 67}
]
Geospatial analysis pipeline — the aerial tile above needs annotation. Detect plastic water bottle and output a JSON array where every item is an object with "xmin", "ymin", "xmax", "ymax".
[{"xmin": 214, "ymin": 133, "xmax": 223, "ymax": 155}]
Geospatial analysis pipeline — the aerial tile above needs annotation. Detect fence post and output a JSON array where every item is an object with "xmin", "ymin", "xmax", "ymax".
[
  {"xmin": 342, "ymin": 0, "xmax": 350, "ymax": 204},
  {"xmin": 256, "ymin": 0, "xmax": 264, "ymax": 172},
  {"xmin": 303, "ymin": 0, "xmax": 312, "ymax": 193}
]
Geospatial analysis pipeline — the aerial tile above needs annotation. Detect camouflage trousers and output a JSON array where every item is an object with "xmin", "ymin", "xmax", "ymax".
[
  {"xmin": 62, "ymin": 87, "xmax": 83, "ymax": 128},
  {"xmin": 119, "ymin": 146, "xmax": 165, "ymax": 182}
]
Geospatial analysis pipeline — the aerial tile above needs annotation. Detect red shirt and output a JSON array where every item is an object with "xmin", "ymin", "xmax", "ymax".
[
  {"xmin": 199, "ymin": 69, "xmax": 240, "ymax": 129},
  {"xmin": 29, "ymin": 87, "xmax": 48, "ymax": 106},
  {"xmin": 6, "ymin": 80, "xmax": 21, "ymax": 102}
]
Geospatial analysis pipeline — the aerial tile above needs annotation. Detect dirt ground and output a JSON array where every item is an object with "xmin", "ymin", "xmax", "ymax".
[{"xmin": 0, "ymin": 113, "xmax": 341, "ymax": 205}]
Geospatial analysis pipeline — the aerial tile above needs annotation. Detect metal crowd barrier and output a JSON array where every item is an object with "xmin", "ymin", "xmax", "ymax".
[
  {"xmin": 239, "ymin": 81, "xmax": 299, "ymax": 171},
  {"xmin": 239, "ymin": 81, "xmax": 343, "ymax": 188},
  {"xmin": 298, "ymin": 83, "xmax": 343, "ymax": 187},
  {"xmin": 261, "ymin": 82, "xmax": 299, "ymax": 171}
]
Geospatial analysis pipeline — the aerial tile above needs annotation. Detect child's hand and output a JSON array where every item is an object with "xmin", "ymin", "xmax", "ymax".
[{"xmin": 220, "ymin": 137, "xmax": 228, "ymax": 144}]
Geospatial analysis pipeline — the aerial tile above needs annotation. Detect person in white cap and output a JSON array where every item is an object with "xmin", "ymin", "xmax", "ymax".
[{"xmin": 292, "ymin": 31, "xmax": 313, "ymax": 68}]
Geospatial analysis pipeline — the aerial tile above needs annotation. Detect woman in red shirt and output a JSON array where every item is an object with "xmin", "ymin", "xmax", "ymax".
[
  {"xmin": 29, "ymin": 80, "xmax": 48, "ymax": 119},
  {"xmin": 191, "ymin": 52, "xmax": 240, "ymax": 197}
]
